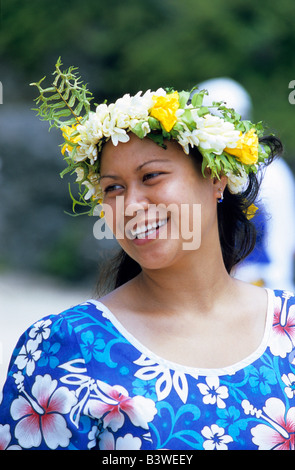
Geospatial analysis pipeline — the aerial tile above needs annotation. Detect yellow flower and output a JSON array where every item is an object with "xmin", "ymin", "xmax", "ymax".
[
  {"xmin": 246, "ymin": 203, "xmax": 258, "ymax": 220},
  {"xmin": 225, "ymin": 128, "xmax": 258, "ymax": 165},
  {"xmin": 61, "ymin": 122, "xmax": 81, "ymax": 155},
  {"xmin": 150, "ymin": 91, "xmax": 179, "ymax": 132}
]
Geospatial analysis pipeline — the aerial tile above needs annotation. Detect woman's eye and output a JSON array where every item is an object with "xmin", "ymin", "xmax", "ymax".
[
  {"xmin": 103, "ymin": 184, "xmax": 123, "ymax": 194},
  {"xmin": 143, "ymin": 172, "xmax": 163, "ymax": 182}
]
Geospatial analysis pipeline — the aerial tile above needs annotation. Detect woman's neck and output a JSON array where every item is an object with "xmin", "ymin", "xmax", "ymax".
[{"xmin": 132, "ymin": 245, "xmax": 233, "ymax": 315}]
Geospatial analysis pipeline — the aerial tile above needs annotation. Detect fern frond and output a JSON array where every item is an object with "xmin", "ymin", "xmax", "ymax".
[{"xmin": 30, "ymin": 57, "xmax": 93, "ymax": 130}]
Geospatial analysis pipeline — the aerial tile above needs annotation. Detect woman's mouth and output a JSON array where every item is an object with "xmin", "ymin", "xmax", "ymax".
[{"xmin": 130, "ymin": 218, "xmax": 168, "ymax": 240}]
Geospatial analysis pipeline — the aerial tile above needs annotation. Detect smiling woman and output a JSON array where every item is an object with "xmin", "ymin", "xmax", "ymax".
[{"xmin": 0, "ymin": 60, "xmax": 294, "ymax": 451}]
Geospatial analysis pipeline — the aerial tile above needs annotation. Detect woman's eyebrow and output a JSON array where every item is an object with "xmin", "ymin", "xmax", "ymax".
[
  {"xmin": 100, "ymin": 159, "xmax": 171, "ymax": 181},
  {"xmin": 136, "ymin": 159, "xmax": 171, "ymax": 171},
  {"xmin": 99, "ymin": 174, "xmax": 120, "ymax": 181}
]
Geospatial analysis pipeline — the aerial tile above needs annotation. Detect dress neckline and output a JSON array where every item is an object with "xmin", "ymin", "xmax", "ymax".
[{"xmin": 89, "ymin": 288, "xmax": 275, "ymax": 377}]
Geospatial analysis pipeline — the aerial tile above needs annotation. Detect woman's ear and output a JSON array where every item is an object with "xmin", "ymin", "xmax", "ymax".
[{"xmin": 213, "ymin": 175, "xmax": 228, "ymax": 202}]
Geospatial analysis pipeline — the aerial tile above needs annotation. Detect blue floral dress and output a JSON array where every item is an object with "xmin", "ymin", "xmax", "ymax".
[{"xmin": 0, "ymin": 289, "xmax": 294, "ymax": 450}]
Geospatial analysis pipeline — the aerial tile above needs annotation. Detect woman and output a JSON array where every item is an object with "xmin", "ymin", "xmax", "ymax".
[{"xmin": 0, "ymin": 61, "xmax": 294, "ymax": 450}]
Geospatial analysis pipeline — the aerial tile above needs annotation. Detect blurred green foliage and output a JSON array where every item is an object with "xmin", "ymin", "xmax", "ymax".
[{"xmin": 1, "ymin": 0, "xmax": 295, "ymax": 167}]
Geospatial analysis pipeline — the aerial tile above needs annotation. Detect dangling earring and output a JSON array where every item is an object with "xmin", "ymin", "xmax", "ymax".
[{"xmin": 217, "ymin": 188, "xmax": 223, "ymax": 203}]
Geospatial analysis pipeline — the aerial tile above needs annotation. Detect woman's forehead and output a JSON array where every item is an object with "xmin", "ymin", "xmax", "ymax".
[{"xmin": 100, "ymin": 134, "xmax": 185, "ymax": 173}]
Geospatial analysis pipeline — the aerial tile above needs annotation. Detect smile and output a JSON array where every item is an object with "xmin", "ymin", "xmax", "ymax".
[{"xmin": 130, "ymin": 218, "xmax": 168, "ymax": 239}]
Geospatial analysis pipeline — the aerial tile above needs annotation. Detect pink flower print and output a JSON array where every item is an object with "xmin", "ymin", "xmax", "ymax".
[
  {"xmin": 10, "ymin": 374, "xmax": 78, "ymax": 449},
  {"xmin": 0, "ymin": 424, "xmax": 21, "ymax": 450},
  {"xmin": 269, "ymin": 295, "xmax": 295, "ymax": 358},
  {"xmin": 250, "ymin": 398, "xmax": 295, "ymax": 450},
  {"xmin": 88, "ymin": 381, "xmax": 157, "ymax": 432}
]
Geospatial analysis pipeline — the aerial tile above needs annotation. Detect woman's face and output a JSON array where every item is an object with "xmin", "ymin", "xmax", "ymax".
[{"xmin": 100, "ymin": 134, "xmax": 224, "ymax": 270}]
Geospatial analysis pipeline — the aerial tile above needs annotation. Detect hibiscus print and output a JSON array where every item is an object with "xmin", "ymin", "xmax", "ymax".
[
  {"xmin": 29, "ymin": 319, "xmax": 52, "ymax": 344},
  {"xmin": 216, "ymin": 406, "xmax": 248, "ymax": 440},
  {"xmin": 99, "ymin": 429, "xmax": 142, "ymax": 450},
  {"xmin": 14, "ymin": 339, "xmax": 42, "ymax": 376},
  {"xmin": 80, "ymin": 330, "xmax": 106, "ymax": 363},
  {"xmin": 197, "ymin": 377, "xmax": 229, "ymax": 409},
  {"xmin": 201, "ymin": 424, "xmax": 233, "ymax": 450},
  {"xmin": 87, "ymin": 380, "xmax": 157, "ymax": 432},
  {"xmin": 0, "ymin": 424, "xmax": 21, "ymax": 450},
  {"xmin": 10, "ymin": 374, "xmax": 78, "ymax": 449},
  {"xmin": 281, "ymin": 373, "xmax": 295, "ymax": 399},
  {"xmin": 243, "ymin": 398, "xmax": 295, "ymax": 450},
  {"xmin": 269, "ymin": 293, "xmax": 295, "ymax": 358},
  {"xmin": 38, "ymin": 341, "xmax": 60, "ymax": 369},
  {"xmin": 248, "ymin": 365, "xmax": 277, "ymax": 395}
]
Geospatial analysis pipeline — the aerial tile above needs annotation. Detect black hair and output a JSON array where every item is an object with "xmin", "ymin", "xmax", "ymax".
[
  {"xmin": 96, "ymin": 135, "xmax": 283, "ymax": 296},
  {"xmin": 217, "ymin": 135, "xmax": 282, "ymax": 272}
]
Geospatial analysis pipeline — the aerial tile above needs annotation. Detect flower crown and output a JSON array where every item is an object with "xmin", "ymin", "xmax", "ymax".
[{"xmin": 31, "ymin": 58, "xmax": 271, "ymax": 216}]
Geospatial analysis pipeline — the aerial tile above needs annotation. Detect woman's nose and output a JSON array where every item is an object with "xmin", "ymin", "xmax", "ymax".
[{"xmin": 123, "ymin": 186, "xmax": 149, "ymax": 218}]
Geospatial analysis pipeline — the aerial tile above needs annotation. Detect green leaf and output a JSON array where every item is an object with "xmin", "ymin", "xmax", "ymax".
[
  {"xmin": 178, "ymin": 90, "xmax": 190, "ymax": 108},
  {"xmin": 197, "ymin": 106, "xmax": 209, "ymax": 117},
  {"xmin": 191, "ymin": 89, "xmax": 207, "ymax": 108},
  {"xmin": 147, "ymin": 133, "xmax": 167, "ymax": 149},
  {"xmin": 30, "ymin": 57, "xmax": 93, "ymax": 130},
  {"xmin": 132, "ymin": 121, "xmax": 146, "ymax": 139}
]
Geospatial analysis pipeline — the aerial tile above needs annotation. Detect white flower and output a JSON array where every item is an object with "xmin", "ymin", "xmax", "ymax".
[
  {"xmin": 95, "ymin": 103, "xmax": 110, "ymax": 122},
  {"xmin": 250, "ymin": 398, "xmax": 295, "ymax": 450},
  {"xmin": 99, "ymin": 429, "xmax": 142, "ymax": 450},
  {"xmin": 0, "ymin": 424, "xmax": 22, "ymax": 450},
  {"xmin": 77, "ymin": 112, "xmax": 104, "ymax": 145},
  {"xmin": 192, "ymin": 113, "xmax": 240, "ymax": 155},
  {"xmin": 177, "ymin": 129, "xmax": 201, "ymax": 154},
  {"xmin": 201, "ymin": 424, "xmax": 233, "ymax": 450},
  {"xmin": 226, "ymin": 165, "xmax": 249, "ymax": 194},
  {"xmin": 29, "ymin": 319, "xmax": 52, "ymax": 344},
  {"xmin": 87, "ymin": 381, "xmax": 157, "ymax": 433},
  {"xmin": 197, "ymin": 376, "xmax": 229, "ymax": 409},
  {"xmin": 74, "ymin": 167, "xmax": 84, "ymax": 182},
  {"xmin": 15, "ymin": 339, "xmax": 42, "ymax": 376},
  {"xmin": 114, "ymin": 92, "xmax": 148, "ymax": 122},
  {"xmin": 74, "ymin": 142, "xmax": 98, "ymax": 165},
  {"xmin": 138, "ymin": 120, "xmax": 151, "ymax": 137},
  {"xmin": 10, "ymin": 374, "xmax": 78, "ymax": 449},
  {"xmin": 111, "ymin": 127, "xmax": 130, "ymax": 146},
  {"xmin": 82, "ymin": 178, "xmax": 102, "ymax": 201},
  {"xmin": 281, "ymin": 373, "xmax": 295, "ymax": 399}
]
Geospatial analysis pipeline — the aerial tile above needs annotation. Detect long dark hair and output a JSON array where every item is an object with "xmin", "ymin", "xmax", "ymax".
[{"xmin": 96, "ymin": 135, "xmax": 283, "ymax": 296}]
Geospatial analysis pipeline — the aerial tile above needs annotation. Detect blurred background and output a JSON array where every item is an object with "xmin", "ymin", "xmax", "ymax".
[{"xmin": 1, "ymin": 0, "xmax": 295, "ymax": 388}]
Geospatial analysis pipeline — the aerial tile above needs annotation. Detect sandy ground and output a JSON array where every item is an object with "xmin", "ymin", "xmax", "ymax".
[{"xmin": 0, "ymin": 270, "xmax": 92, "ymax": 391}]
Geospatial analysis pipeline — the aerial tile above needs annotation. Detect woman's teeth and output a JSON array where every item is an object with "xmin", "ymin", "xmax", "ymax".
[{"xmin": 131, "ymin": 219, "xmax": 167, "ymax": 239}]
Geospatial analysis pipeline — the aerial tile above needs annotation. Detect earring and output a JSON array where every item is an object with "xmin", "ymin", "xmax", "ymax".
[{"xmin": 217, "ymin": 188, "xmax": 223, "ymax": 203}]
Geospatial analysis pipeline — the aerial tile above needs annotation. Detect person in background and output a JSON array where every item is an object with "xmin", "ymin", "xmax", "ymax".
[{"xmin": 197, "ymin": 77, "xmax": 295, "ymax": 291}]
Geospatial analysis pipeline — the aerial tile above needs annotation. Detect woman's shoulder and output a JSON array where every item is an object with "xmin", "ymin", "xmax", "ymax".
[
  {"xmin": 6, "ymin": 299, "xmax": 112, "ymax": 377},
  {"xmin": 12, "ymin": 299, "xmax": 106, "ymax": 351}
]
